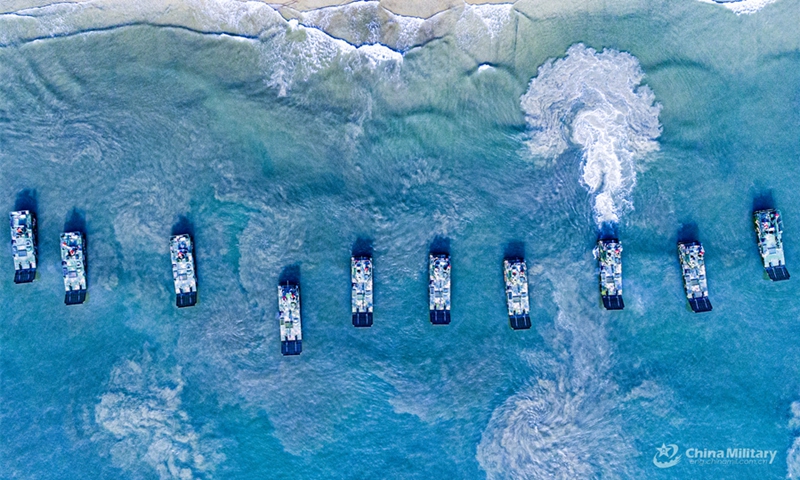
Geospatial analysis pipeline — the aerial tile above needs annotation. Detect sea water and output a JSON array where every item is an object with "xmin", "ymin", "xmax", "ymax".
[{"xmin": 1, "ymin": 0, "xmax": 800, "ymax": 478}]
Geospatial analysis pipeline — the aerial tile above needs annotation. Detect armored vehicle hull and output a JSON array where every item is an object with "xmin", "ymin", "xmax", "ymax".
[
  {"xmin": 596, "ymin": 239, "xmax": 624, "ymax": 310},
  {"xmin": 754, "ymin": 209, "xmax": 790, "ymax": 281},
  {"xmin": 170, "ymin": 234, "xmax": 197, "ymax": 307},
  {"xmin": 678, "ymin": 241, "xmax": 712, "ymax": 313},
  {"xmin": 9, "ymin": 211, "xmax": 37, "ymax": 284},
  {"xmin": 351, "ymin": 256, "xmax": 374, "ymax": 327},
  {"xmin": 61, "ymin": 232, "xmax": 87, "ymax": 305},
  {"xmin": 504, "ymin": 258, "xmax": 531, "ymax": 329},
  {"xmin": 279, "ymin": 283, "xmax": 302, "ymax": 355},
  {"xmin": 429, "ymin": 253, "xmax": 451, "ymax": 325}
]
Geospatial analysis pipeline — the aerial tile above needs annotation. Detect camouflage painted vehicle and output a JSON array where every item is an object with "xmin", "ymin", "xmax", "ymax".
[
  {"xmin": 170, "ymin": 234, "xmax": 197, "ymax": 307},
  {"xmin": 9, "ymin": 211, "xmax": 37, "ymax": 284},
  {"xmin": 754, "ymin": 209, "xmax": 790, "ymax": 281},
  {"xmin": 279, "ymin": 283, "xmax": 302, "ymax": 355},
  {"xmin": 595, "ymin": 239, "xmax": 624, "ymax": 310},
  {"xmin": 503, "ymin": 258, "xmax": 531, "ymax": 329},
  {"xmin": 60, "ymin": 232, "xmax": 87, "ymax": 305},
  {"xmin": 429, "ymin": 253, "xmax": 451, "ymax": 324},
  {"xmin": 678, "ymin": 241, "xmax": 712, "ymax": 313},
  {"xmin": 351, "ymin": 256, "xmax": 374, "ymax": 327}
]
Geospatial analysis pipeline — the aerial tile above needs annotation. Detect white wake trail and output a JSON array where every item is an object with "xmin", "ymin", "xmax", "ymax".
[{"xmin": 520, "ymin": 43, "xmax": 662, "ymax": 226}]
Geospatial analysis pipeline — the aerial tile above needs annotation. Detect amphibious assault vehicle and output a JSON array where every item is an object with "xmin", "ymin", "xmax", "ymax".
[
  {"xmin": 9, "ymin": 210, "xmax": 37, "ymax": 284},
  {"xmin": 754, "ymin": 209, "xmax": 790, "ymax": 281},
  {"xmin": 351, "ymin": 256, "xmax": 374, "ymax": 327},
  {"xmin": 678, "ymin": 241, "xmax": 712, "ymax": 313},
  {"xmin": 170, "ymin": 234, "xmax": 197, "ymax": 307},
  {"xmin": 595, "ymin": 239, "xmax": 624, "ymax": 310},
  {"xmin": 504, "ymin": 258, "xmax": 531, "ymax": 329},
  {"xmin": 60, "ymin": 232, "xmax": 87, "ymax": 304},
  {"xmin": 429, "ymin": 253, "xmax": 451, "ymax": 324},
  {"xmin": 279, "ymin": 283, "xmax": 302, "ymax": 355}
]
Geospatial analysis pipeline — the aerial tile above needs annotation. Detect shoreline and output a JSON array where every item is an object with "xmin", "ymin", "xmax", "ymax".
[{"xmin": 268, "ymin": 0, "xmax": 516, "ymax": 19}]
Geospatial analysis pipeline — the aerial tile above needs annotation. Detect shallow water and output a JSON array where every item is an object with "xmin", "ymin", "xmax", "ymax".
[{"xmin": 1, "ymin": 0, "xmax": 800, "ymax": 478}]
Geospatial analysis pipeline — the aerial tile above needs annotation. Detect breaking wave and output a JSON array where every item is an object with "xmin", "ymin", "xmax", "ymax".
[
  {"xmin": 260, "ymin": 18, "xmax": 403, "ymax": 96},
  {"xmin": 0, "ymin": 0, "xmax": 405, "ymax": 97},
  {"xmin": 0, "ymin": 0, "xmax": 525, "ymax": 96},
  {"xmin": 698, "ymin": 0, "xmax": 779, "ymax": 15},
  {"xmin": 455, "ymin": 3, "xmax": 514, "ymax": 49},
  {"xmin": 299, "ymin": 1, "xmax": 425, "ymax": 52},
  {"xmin": 187, "ymin": 0, "xmax": 404, "ymax": 96},
  {"xmin": 298, "ymin": 1, "xmax": 517, "ymax": 52},
  {"xmin": 93, "ymin": 348, "xmax": 223, "ymax": 479},
  {"xmin": 520, "ymin": 43, "xmax": 662, "ymax": 225}
]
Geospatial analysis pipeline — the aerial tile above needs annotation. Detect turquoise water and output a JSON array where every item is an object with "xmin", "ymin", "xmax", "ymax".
[{"xmin": 1, "ymin": 0, "xmax": 800, "ymax": 478}]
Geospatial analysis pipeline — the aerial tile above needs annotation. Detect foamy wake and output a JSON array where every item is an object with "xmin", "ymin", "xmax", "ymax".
[
  {"xmin": 93, "ymin": 349, "xmax": 223, "ymax": 479},
  {"xmin": 475, "ymin": 272, "xmax": 656, "ymax": 480},
  {"xmin": 698, "ymin": 0, "xmax": 779, "ymax": 15},
  {"xmin": 476, "ymin": 374, "xmax": 631, "ymax": 479},
  {"xmin": 520, "ymin": 43, "xmax": 662, "ymax": 225},
  {"xmin": 788, "ymin": 401, "xmax": 800, "ymax": 478}
]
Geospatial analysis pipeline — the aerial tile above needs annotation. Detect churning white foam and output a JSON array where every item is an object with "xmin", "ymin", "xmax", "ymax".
[
  {"xmin": 0, "ymin": 0, "xmax": 404, "ymax": 97},
  {"xmin": 93, "ymin": 349, "xmax": 222, "ymax": 479},
  {"xmin": 297, "ymin": 0, "xmax": 427, "ymax": 52},
  {"xmin": 262, "ymin": 18, "xmax": 402, "ymax": 96},
  {"xmin": 465, "ymin": 3, "xmax": 514, "ymax": 39},
  {"xmin": 698, "ymin": 0, "xmax": 779, "ymax": 15},
  {"xmin": 190, "ymin": 0, "xmax": 403, "ymax": 95},
  {"xmin": 520, "ymin": 43, "xmax": 661, "ymax": 225},
  {"xmin": 300, "ymin": 1, "xmax": 386, "ymax": 45}
]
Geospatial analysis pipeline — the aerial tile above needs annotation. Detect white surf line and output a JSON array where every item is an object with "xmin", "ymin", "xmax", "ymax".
[{"xmin": 697, "ymin": 0, "xmax": 780, "ymax": 15}]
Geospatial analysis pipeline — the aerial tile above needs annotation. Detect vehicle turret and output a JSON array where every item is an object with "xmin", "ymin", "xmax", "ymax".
[
  {"xmin": 503, "ymin": 258, "xmax": 531, "ymax": 329},
  {"xmin": 351, "ymin": 256, "xmax": 374, "ymax": 327},
  {"xmin": 595, "ymin": 239, "xmax": 624, "ymax": 310},
  {"xmin": 61, "ymin": 232, "xmax": 87, "ymax": 304},
  {"xmin": 279, "ymin": 283, "xmax": 302, "ymax": 355},
  {"xmin": 754, "ymin": 209, "xmax": 790, "ymax": 281},
  {"xmin": 170, "ymin": 234, "xmax": 197, "ymax": 307},
  {"xmin": 9, "ymin": 210, "xmax": 37, "ymax": 284},
  {"xmin": 678, "ymin": 241, "xmax": 712, "ymax": 313},
  {"xmin": 429, "ymin": 253, "xmax": 451, "ymax": 324}
]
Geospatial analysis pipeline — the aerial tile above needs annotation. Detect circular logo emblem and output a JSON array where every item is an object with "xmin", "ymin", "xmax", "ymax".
[{"xmin": 653, "ymin": 443, "xmax": 681, "ymax": 469}]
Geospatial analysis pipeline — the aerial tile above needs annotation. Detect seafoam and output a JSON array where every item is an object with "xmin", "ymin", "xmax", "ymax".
[
  {"xmin": 519, "ymin": 43, "xmax": 662, "ymax": 226},
  {"xmin": 698, "ymin": 0, "xmax": 780, "ymax": 15}
]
